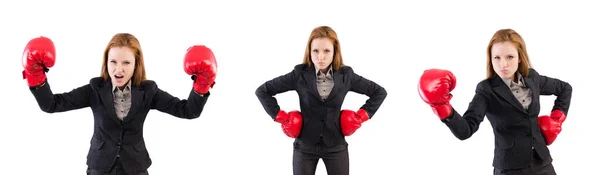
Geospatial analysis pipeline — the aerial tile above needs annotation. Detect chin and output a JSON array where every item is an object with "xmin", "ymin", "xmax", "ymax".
[{"xmin": 497, "ymin": 74, "xmax": 511, "ymax": 79}]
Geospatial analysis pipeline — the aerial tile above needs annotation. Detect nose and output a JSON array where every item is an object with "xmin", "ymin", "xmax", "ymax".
[
  {"xmin": 317, "ymin": 53, "xmax": 325, "ymax": 61},
  {"xmin": 115, "ymin": 64, "xmax": 124, "ymax": 72},
  {"xmin": 500, "ymin": 58, "xmax": 508, "ymax": 68}
]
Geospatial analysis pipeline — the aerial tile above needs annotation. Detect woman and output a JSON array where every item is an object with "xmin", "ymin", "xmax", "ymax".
[
  {"xmin": 21, "ymin": 33, "xmax": 218, "ymax": 175},
  {"xmin": 255, "ymin": 26, "xmax": 387, "ymax": 175},
  {"xmin": 417, "ymin": 28, "xmax": 572, "ymax": 175}
]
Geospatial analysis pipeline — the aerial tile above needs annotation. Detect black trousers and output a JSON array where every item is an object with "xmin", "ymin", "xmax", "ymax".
[
  {"xmin": 87, "ymin": 157, "xmax": 149, "ymax": 175},
  {"xmin": 293, "ymin": 136, "xmax": 349, "ymax": 175},
  {"xmin": 493, "ymin": 149, "xmax": 556, "ymax": 175}
]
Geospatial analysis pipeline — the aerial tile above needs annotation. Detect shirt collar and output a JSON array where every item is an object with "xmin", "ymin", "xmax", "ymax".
[
  {"xmin": 113, "ymin": 80, "xmax": 132, "ymax": 92},
  {"xmin": 501, "ymin": 72, "xmax": 525, "ymax": 88},
  {"xmin": 315, "ymin": 66, "xmax": 333, "ymax": 77}
]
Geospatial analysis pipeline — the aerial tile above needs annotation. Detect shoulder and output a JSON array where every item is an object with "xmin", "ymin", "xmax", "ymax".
[
  {"xmin": 293, "ymin": 64, "xmax": 308, "ymax": 72},
  {"xmin": 88, "ymin": 77, "xmax": 107, "ymax": 90},
  {"xmin": 287, "ymin": 64, "xmax": 309, "ymax": 77},
  {"xmin": 526, "ymin": 68, "xmax": 540, "ymax": 78},
  {"xmin": 139, "ymin": 80, "xmax": 157, "ymax": 89},
  {"xmin": 89, "ymin": 77, "xmax": 104, "ymax": 85},
  {"xmin": 136, "ymin": 80, "xmax": 160, "ymax": 97},
  {"xmin": 338, "ymin": 65, "xmax": 354, "ymax": 74},
  {"xmin": 138, "ymin": 80, "xmax": 159, "ymax": 94},
  {"xmin": 475, "ymin": 79, "xmax": 492, "ymax": 92}
]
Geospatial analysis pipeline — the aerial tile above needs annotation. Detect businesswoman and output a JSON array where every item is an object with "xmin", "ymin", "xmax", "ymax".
[
  {"xmin": 21, "ymin": 33, "xmax": 218, "ymax": 175},
  {"xmin": 255, "ymin": 26, "xmax": 387, "ymax": 175},
  {"xmin": 417, "ymin": 28, "xmax": 572, "ymax": 175}
]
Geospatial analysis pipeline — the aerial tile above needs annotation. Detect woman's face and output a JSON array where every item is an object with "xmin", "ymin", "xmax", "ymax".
[
  {"xmin": 310, "ymin": 37, "xmax": 334, "ymax": 72},
  {"xmin": 491, "ymin": 41, "xmax": 520, "ymax": 80},
  {"xmin": 107, "ymin": 47, "xmax": 136, "ymax": 88}
]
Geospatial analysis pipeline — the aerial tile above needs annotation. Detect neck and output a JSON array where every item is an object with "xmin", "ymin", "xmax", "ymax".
[{"xmin": 320, "ymin": 65, "xmax": 331, "ymax": 74}]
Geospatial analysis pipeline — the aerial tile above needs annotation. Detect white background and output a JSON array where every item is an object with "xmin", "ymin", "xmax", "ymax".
[{"xmin": 0, "ymin": 0, "xmax": 598, "ymax": 174}]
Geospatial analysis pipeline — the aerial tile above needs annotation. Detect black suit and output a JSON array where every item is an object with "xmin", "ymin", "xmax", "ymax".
[
  {"xmin": 29, "ymin": 77, "xmax": 209, "ymax": 175},
  {"xmin": 256, "ymin": 64, "xmax": 387, "ymax": 174},
  {"xmin": 442, "ymin": 68, "xmax": 571, "ymax": 173}
]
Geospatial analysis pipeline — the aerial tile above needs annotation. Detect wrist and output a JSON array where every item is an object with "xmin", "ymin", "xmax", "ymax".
[
  {"xmin": 193, "ymin": 83, "xmax": 210, "ymax": 94},
  {"xmin": 550, "ymin": 109, "xmax": 566, "ymax": 123},
  {"xmin": 433, "ymin": 103, "xmax": 452, "ymax": 120},
  {"xmin": 274, "ymin": 110, "xmax": 288, "ymax": 123},
  {"xmin": 356, "ymin": 108, "xmax": 369, "ymax": 122},
  {"xmin": 23, "ymin": 70, "xmax": 47, "ymax": 87}
]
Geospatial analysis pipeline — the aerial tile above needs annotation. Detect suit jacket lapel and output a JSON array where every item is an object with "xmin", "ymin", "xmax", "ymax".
[
  {"xmin": 523, "ymin": 76, "xmax": 538, "ymax": 114},
  {"xmin": 490, "ymin": 76, "xmax": 527, "ymax": 114},
  {"xmin": 98, "ymin": 81, "xmax": 122, "ymax": 123},
  {"xmin": 123, "ymin": 86, "xmax": 143, "ymax": 124},
  {"xmin": 325, "ymin": 72, "xmax": 343, "ymax": 101},
  {"xmin": 303, "ymin": 68, "xmax": 322, "ymax": 100}
]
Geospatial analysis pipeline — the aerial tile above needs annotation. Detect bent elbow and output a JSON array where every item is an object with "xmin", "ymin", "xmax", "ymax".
[
  {"xmin": 255, "ymin": 85, "xmax": 275, "ymax": 99},
  {"xmin": 379, "ymin": 87, "xmax": 388, "ymax": 98},
  {"xmin": 255, "ymin": 86, "xmax": 266, "ymax": 98},
  {"xmin": 183, "ymin": 106, "xmax": 204, "ymax": 119},
  {"xmin": 39, "ymin": 105, "xmax": 55, "ymax": 114},
  {"xmin": 564, "ymin": 82, "xmax": 573, "ymax": 94},
  {"xmin": 187, "ymin": 115, "xmax": 200, "ymax": 120},
  {"xmin": 457, "ymin": 135, "xmax": 471, "ymax": 141},
  {"xmin": 453, "ymin": 131, "xmax": 473, "ymax": 141},
  {"xmin": 186, "ymin": 111, "xmax": 203, "ymax": 120}
]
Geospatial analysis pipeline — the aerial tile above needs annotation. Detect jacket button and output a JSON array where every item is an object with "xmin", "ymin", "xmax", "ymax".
[{"xmin": 118, "ymin": 142, "xmax": 122, "ymax": 146}]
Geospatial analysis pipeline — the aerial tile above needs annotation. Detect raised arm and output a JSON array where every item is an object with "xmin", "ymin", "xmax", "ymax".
[
  {"xmin": 441, "ymin": 83, "xmax": 489, "ymax": 140},
  {"xmin": 24, "ymin": 36, "xmax": 91, "ymax": 113},
  {"xmin": 150, "ymin": 82, "xmax": 209, "ymax": 119},
  {"xmin": 418, "ymin": 69, "xmax": 488, "ymax": 140},
  {"xmin": 30, "ymin": 80, "xmax": 92, "ymax": 113},
  {"xmin": 150, "ymin": 45, "xmax": 216, "ymax": 119}
]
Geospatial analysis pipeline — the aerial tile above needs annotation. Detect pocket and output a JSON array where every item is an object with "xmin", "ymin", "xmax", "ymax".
[
  {"xmin": 133, "ymin": 140, "xmax": 147, "ymax": 152},
  {"xmin": 495, "ymin": 137, "xmax": 515, "ymax": 149},
  {"xmin": 90, "ymin": 138, "xmax": 104, "ymax": 150}
]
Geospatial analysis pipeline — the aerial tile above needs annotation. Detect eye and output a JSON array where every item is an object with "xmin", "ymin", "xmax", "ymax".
[
  {"xmin": 110, "ymin": 60, "xmax": 117, "ymax": 63},
  {"xmin": 324, "ymin": 49, "xmax": 331, "ymax": 53},
  {"xmin": 508, "ymin": 55, "xmax": 514, "ymax": 59},
  {"xmin": 312, "ymin": 49, "xmax": 318, "ymax": 53},
  {"xmin": 124, "ymin": 61, "xmax": 131, "ymax": 65},
  {"xmin": 493, "ymin": 56, "xmax": 500, "ymax": 59}
]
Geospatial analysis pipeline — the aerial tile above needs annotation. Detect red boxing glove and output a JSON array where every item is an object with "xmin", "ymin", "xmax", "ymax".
[
  {"xmin": 22, "ymin": 36, "xmax": 56, "ymax": 87},
  {"xmin": 538, "ymin": 109, "xmax": 567, "ymax": 145},
  {"xmin": 340, "ymin": 108, "xmax": 370, "ymax": 136},
  {"xmin": 274, "ymin": 110, "xmax": 303, "ymax": 138},
  {"xmin": 418, "ymin": 69, "xmax": 456, "ymax": 120},
  {"xmin": 184, "ymin": 45, "xmax": 217, "ymax": 94}
]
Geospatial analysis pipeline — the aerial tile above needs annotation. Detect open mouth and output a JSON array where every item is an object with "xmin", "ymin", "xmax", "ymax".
[{"xmin": 115, "ymin": 75, "xmax": 124, "ymax": 80}]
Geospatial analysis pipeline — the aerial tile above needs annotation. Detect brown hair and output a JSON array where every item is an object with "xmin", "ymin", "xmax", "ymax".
[
  {"xmin": 302, "ymin": 26, "xmax": 344, "ymax": 71},
  {"xmin": 486, "ymin": 29, "xmax": 532, "ymax": 79},
  {"xmin": 100, "ymin": 33, "xmax": 146, "ymax": 86}
]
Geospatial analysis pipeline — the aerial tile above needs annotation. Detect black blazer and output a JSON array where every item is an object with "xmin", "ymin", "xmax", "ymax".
[
  {"xmin": 256, "ymin": 64, "xmax": 387, "ymax": 146},
  {"xmin": 442, "ymin": 68, "xmax": 572, "ymax": 170},
  {"xmin": 29, "ymin": 77, "xmax": 209, "ymax": 175}
]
